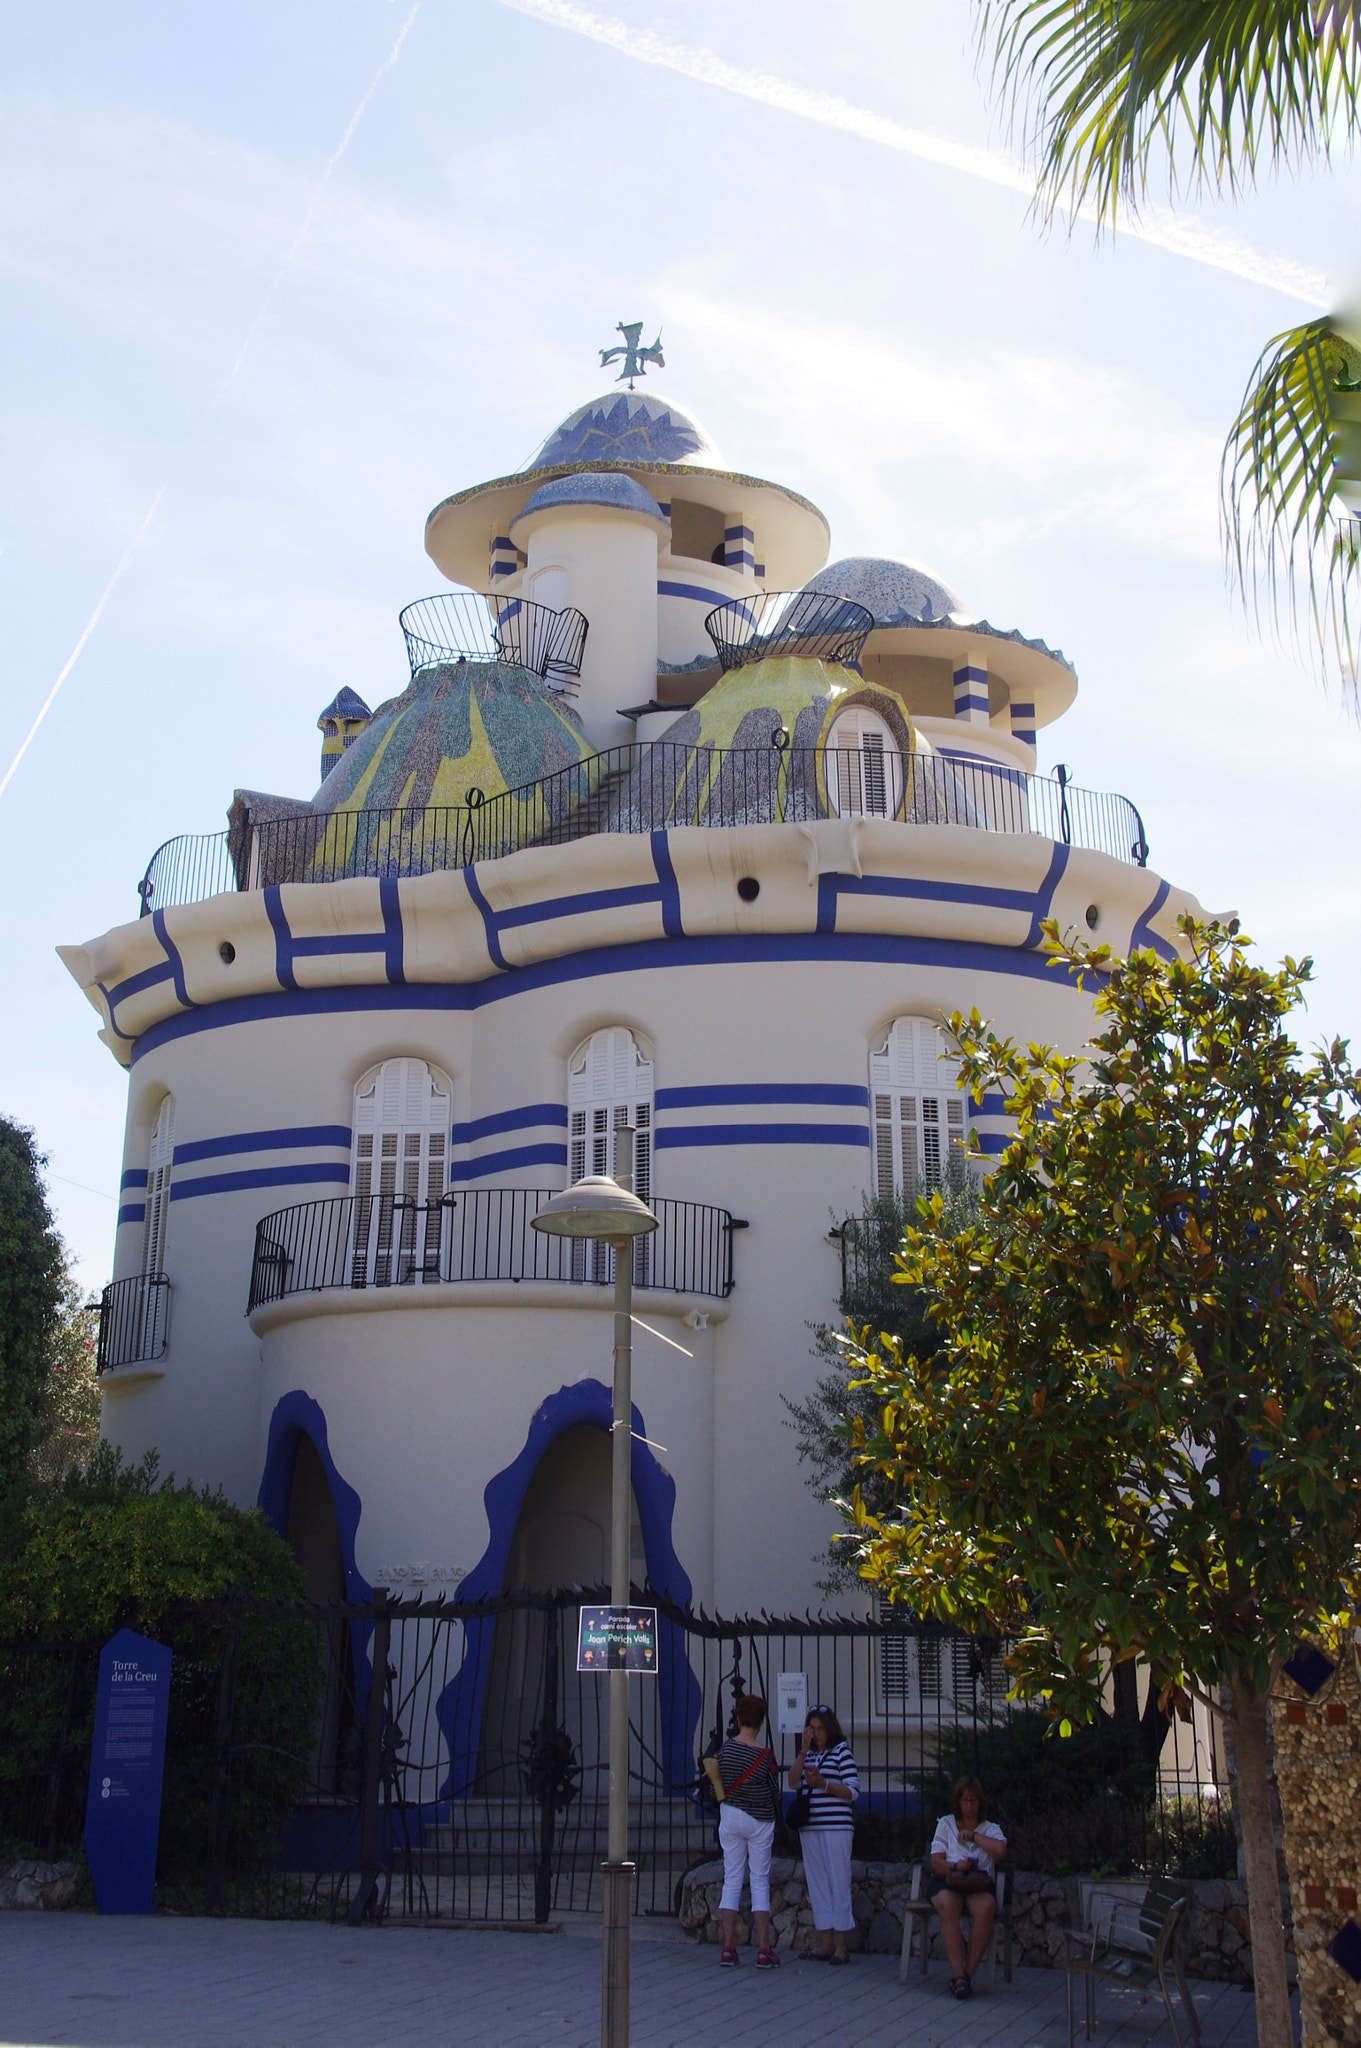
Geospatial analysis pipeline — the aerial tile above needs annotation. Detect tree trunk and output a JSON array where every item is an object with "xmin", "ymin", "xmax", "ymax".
[{"xmin": 1230, "ymin": 1674, "xmax": 1293, "ymax": 2048}]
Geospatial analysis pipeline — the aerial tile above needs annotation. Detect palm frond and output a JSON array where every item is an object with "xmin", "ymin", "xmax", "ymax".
[
  {"xmin": 977, "ymin": 0, "xmax": 1361, "ymax": 225},
  {"xmin": 1222, "ymin": 314, "xmax": 1361, "ymax": 695}
]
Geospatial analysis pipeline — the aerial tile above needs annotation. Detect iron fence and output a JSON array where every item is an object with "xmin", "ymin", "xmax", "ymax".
[
  {"xmin": 397, "ymin": 592, "xmax": 588, "ymax": 686},
  {"xmin": 247, "ymin": 1190, "xmax": 738, "ymax": 1313},
  {"xmin": 703, "ymin": 590, "xmax": 875, "ymax": 672},
  {"xmin": 137, "ymin": 743, "xmax": 1149, "ymax": 915},
  {"xmin": 96, "ymin": 1273, "xmax": 170, "ymax": 1373},
  {"xmin": 0, "ymin": 1593, "xmax": 1232, "ymax": 1923}
]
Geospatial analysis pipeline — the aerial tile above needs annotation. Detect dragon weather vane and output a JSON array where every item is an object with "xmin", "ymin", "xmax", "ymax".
[{"xmin": 599, "ymin": 321, "xmax": 664, "ymax": 389}]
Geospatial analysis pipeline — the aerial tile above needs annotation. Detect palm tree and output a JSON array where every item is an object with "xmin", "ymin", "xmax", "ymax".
[{"xmin": 977, "ymin": 0, "xmax": 1361, "ymax": 694}]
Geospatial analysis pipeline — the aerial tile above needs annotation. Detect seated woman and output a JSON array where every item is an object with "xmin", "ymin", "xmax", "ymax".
[{"xmin": 929, "ymin": 1775, "xmax": 1007, "ymax": 1999}]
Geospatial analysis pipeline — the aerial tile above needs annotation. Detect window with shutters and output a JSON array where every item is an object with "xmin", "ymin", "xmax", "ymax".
[
  {"xmin": 143, "ymin": 1096, "xmax": 174, "ymax": 1279},
  {"xmin": 877, "ymin": 1595, "xmax": 1008, "ymax": 1715},
  {"xmin": 869, "ymin": 1017, "xmax": 966, "ymax": 1199},
  {"xmin": 567, "ymin": 1028, "xmax": 654, "ymax": 1282},
  {"xmin": 350, "ymin": 1058, "xmax": 451, "ymax": 1287},
  {"xmin": 827, "ymin": 705, "xmax": 904, "ymax": 819}
]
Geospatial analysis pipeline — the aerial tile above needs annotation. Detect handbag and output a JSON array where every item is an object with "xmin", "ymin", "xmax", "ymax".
[
  {"xmin": 946, "ymin": 1866, "xmax": 995, "ymax": 1895},
  {"xmin": 786, "ymin": 1784, "xmax": 813, "ymax": 1833}
]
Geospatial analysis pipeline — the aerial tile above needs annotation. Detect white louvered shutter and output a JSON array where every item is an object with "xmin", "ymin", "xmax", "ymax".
[
  {"xmin": 350, "ymin": 1059, "xmax": 450, "ymax": 1285},
  {"xmin": 568, "ymin": 1029, "xmax": 654, "ymax": 1281},
  {"xmin": 142, "ymin": 1097, "xmax": 175, "ymax": 1278},
  {"xmin": 869, "ymin": 1019, "xmax": 965, "ymax": 1198},
  {"xmin": 829, "ymin": 706, "xmax": 903, "ymax": 819}
]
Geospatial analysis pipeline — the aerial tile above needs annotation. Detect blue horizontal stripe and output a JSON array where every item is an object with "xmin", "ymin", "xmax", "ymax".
[
  {"xmin": 131, "ymin": 931, "xmax": 1089, "ymax": 1064},
  {"xmin": 498, "ymin": 883, "xmax": 662, "ymax": 931},
  {"xmin": 953, "ymin": 693, "xmax": 989, "ymax": 714},
  {"xmin": 289, "ymin": 933, "xmax": 388, "ymax": 957},
  {"xmin": 120, "ymin": 1168, "xmax": 148, "ymax": 1191},
  {"xmin": 451, "ymin": 1103, "xmax": 568, "ymax": 1146},
  {"xmin": 954, "ymin": 665, "xmax": 988, "ymax": 683},
  {"xmin": 174, "ymin": 1124, "xmax": 352, "ymax": 1165},
  {"xmin": 449, "ymin": 1142, "xmax": 569, "ymax": 1183},
  {"xmin": 724, "ymin": 525, "xmax": 754, "ymax": 542},
  {"xmin": 170, "ymin": 1162, "xmax": 351, "ymax": 1201},
  {"xmin": 657, "ymin": 581, "xmax": 731, "ymax": 605},
  {"xmin": 973, "ymin": 1132, "xmax": 1012, "ymax": 1156},
  {"xmin": 117, "ymin": 1203, "xmax": 146, "ymax": 1226},
  {"xmin": 973, "ymin": 1092, "xmax": 1012, "ymax": 1118},
  {"xmin": 655, "ymin": 1122, "xmax": 870, "ymax": 1151},
  {"xmin": 655, "ymin": 1083, "xmax": 868, "ymax": 1110}
]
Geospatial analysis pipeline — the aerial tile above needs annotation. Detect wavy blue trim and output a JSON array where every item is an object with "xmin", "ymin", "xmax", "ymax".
[
  {"xmin": 451, "ymin": 1103, "xmax": 568, "ymax": 1145},
  {"xmin": 151, "ymin": 910, "xmax": 194, "ymax": 1010},
  {"xmin": 449, "ymin": 1143, "xmax": 568, "ymax": 1183},
  {"xmin": 498, "ymin": 882, "xmax": 661, "ymax": 932},
  {"xmin": 258, "ymin": 1393, "xmax": 372, "ymax": 1713},
  {"xmin": 264, "ymin": 887, "xmax": 297, "ymax": 992},
  {"xmin": 656, "ymin": 1082, "xmax": 868, "ymax": 1110},
  {"xmin": 436, "ymin": 1378, "xmax": 698, "ymax": 1799},
  {"xmin": 129, "ymin": 930, "xmax": 1085, "ymax": 1063},
  {"xmin": 174, "ymin": 1124, "xmax": 351, "ymax": 1165},
  {"xmin": 1130, "ymin": 878, "xmax": 1175, "ymax": 961},
  {"xmin": 105, "ymin": 959, "xmax": 174, "ymax": 1013},
  {"xmin": 650, "ymin": 830, "xmax": 684, "ymax": 938},
  {"xmin": 657, "ymin": 581, "xmax": 730, "ymax": 604},
  {"xmin": 380, "ymin": 877, "xmax": 405, "ymax": 985},
  {"xmin": 463, "ymin": 865, "xmax": 507, "ymax": 970},
  {"xmin": 1022, "ymin": 843, "xmax": 1070, "ymax": 952},
  {"xmin": 170, "ymin": 1161, "xmax": 349, "ymax": 1201},
  {"xmin": 656, "ymin": 1121, "xmax": 870, "ymax": 1151}
]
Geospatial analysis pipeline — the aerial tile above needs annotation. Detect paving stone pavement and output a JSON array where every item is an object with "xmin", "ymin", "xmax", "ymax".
[{"xmin": 0, "ymin": 1914, "xmax": 1266, "ymax": 2048}]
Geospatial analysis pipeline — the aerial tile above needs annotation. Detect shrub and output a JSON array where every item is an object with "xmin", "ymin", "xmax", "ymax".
[{"xmin": 0, "ymin": 1447, "xmax": 320, "ymax": 1883}]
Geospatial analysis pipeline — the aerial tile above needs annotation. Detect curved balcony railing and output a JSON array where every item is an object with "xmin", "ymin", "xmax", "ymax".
[
  {"xmin": 398, "ymin": 592, "xmax": 588, "ymax": 686},
  {"xmin": 704, "ymin": 589, "xmax": 875, "ymax": 672},
  {"xmin": 97, "ymin": 1273, "xmax": 170, "ymax": 1372},
  {"xmin": 137, "ymin": 741, "xmax": 1149, "ymax": 914},
  {"xmin": 247, "ymin": 1189, "xmax": 738, "ymax": 1312}
]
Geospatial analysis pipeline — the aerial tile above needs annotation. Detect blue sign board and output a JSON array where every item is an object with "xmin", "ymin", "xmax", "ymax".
[{"xmin": 84, "ymin": 1627, "xmax": 173, "ymax": 1914}]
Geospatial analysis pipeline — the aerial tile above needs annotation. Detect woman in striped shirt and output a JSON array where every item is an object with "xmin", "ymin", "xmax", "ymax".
[{"xmin": 789, "ymin": 1706, "xmax": 860, "ymax": 1962}]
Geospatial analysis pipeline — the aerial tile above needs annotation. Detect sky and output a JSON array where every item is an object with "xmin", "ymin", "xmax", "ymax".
[{"xmin": 3, "ymin": 0, "xmax": 1360, "ymax": 1290}]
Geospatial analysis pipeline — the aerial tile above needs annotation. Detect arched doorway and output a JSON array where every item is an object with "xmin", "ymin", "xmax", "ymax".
[{"xmin": 480, "ymin": 1423, "xmax": 643, "ymax": 1796}]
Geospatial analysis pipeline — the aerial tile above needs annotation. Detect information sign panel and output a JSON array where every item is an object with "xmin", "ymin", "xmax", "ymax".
[
  {"xmin": 576, "ymin": 1605, "xmax": 658, "ymax": 1673},
  {"xmin": 83, "ymin": 1627, "xmax": 173, "ymax": 1914},
  {"xmin": 776, "ymin": 1670, "xmax": 808, "ymax": 1735}
]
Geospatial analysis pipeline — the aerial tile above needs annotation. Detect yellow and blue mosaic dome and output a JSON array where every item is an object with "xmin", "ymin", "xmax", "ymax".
[{"xmin": 313, "ymin": 660, "xmax": 590, "ymax": 816}]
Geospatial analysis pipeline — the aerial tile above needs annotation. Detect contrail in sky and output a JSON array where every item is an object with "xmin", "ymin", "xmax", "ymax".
[
  {"xmin": 0, "ymin": 4, "xmax": 421, "ymax": 804},
  {"xmin": 497, "ymin": 0, "xmax": 1330, "ymax": 307}
]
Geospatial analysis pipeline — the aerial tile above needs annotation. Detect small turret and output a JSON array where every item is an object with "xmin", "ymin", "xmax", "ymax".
[{"xmin": 317, "ymin": 688, "xmax": 373, "ymax": 781}]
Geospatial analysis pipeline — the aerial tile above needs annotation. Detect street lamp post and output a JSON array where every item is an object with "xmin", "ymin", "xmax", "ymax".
[{"xmin": 532, "ymin": 1150, "xmax": 657, "ymax": 2048}]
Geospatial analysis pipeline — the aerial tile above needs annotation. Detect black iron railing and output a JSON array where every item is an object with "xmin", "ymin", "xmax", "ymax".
[
  {"xmin": 704, "ymin": 589, "xmax": 875, "ymax": 672},
  {"xmin": 137, "ymin": 742, "xmax": 1150, "ymax": 914},
  {"xmin": 247, "ymin": 1189, "xmax": 737, "ymax": 1312},
  {"xmin": 397, "ymin": 592, "xmax": 588, "ymax": 685},
  {"xmin": 97, "ymin": 1273, "xmax": 170, "ymax": 1371}
]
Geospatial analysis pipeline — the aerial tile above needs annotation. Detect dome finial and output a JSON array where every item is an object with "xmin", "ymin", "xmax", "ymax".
[{"xmin": 599, "ymin": 319, "xmax": 665, "ymax": 389}]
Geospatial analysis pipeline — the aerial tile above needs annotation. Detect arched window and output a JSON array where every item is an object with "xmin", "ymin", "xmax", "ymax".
[
  {"xmin": 568, "ymin": 1028, "xmax": 654, "ymax": 1202},
  {"xmin": 350, "ymin": 1059, "xmax": 451, "ymax": 1285},
  {"xmin": 143, "ymin": 1096, "xmax": 174, "ymax": 1278},
  {"xmin": 869, "ymin": 1019, "xmax": 965, "ymax": 1199},
  {"xmin": 827, "ymin": 704, "xmax": 904, "ymax": 819}
]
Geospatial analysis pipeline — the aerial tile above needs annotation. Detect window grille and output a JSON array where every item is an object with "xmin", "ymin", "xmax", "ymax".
[
  {"xmin": 143, "ymin": 1096, "xmax": 175, "ymax": 1280},
  {"xmin": 869, "ymin": 1018, "xmax": 966, "ymax": 1199},
  {"xmin": 568, "ymin": 1028, "xmax": 654, "ymax": 1282},
  {"xmin": 828, "ymin": 705, "xmax": 904, "ymax": 818},
  {"xmin": 877, "ymin": 1595, "xmax": 1008, "ymax": 1714},
  {"xmin": 350, "ymin": 1059, "xmax": 451, "ymax": 1286}
]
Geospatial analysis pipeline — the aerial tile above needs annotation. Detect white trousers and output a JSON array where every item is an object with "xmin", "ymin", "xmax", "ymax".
[
  {"xmin": 718, "ymin": 1805, "xmax": 775, "ymax": 1914},
  {"xmin": 800, "ymin": 1826, "xmax": 855, "ymax": 1931}
]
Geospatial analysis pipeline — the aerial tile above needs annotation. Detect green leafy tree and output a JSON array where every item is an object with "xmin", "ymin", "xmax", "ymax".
[
  {"xmin": 29, "ymin": 1268, "xmax": 100, "ymax": 1489},
  {"xmin": 0, "ymin": 1118, "xmax": 66, "ymax": 1530},
  {"xmin": 976, "ymin": 1, "xmax": 1361, "ymax": 687},
  {"xmin": 842, "ymin": 919, "xmax": 1361, "ymax": 2048}
]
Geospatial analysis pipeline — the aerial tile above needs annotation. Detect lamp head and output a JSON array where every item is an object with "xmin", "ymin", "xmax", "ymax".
[{"xmin": 531, "ymin": 1173, "xmax": 658, "ymax": 1241}]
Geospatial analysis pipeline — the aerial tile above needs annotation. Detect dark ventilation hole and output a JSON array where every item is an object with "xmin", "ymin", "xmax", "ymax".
[
  {"xmin": 737, "ymin": 877, "xmax": 760, "ymax": 903},
  {"xmin": 219, "ymin": 941, "xmax": 237, "ymax": 964},
  {"xmin": 1084, "ymin": 905, "xmax": 1100, "ymax": 931}
]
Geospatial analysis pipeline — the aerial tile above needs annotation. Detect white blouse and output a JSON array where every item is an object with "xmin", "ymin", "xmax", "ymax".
[{"xmin": 931, "ymin": 1814, "xmax": 1006, "ymax": 1869}]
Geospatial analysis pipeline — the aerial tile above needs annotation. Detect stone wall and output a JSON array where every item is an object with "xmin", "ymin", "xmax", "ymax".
[
  {"xmin": 0, "ymin": 1860, "xmax": 81, "ymax": 1910},
  {"xmin": 1275, "ymin": 1640, "xmax": 1361, "ymax": 2048},
  {"xmin": 679, "ymin": 1859, "xmax": 1260, "ymax": 1984}
]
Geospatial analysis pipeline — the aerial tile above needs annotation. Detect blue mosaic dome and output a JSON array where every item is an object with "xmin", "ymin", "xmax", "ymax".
[
  {"xmin": 513, "ymin": 472, "xmax": 670, "ymax": 527},
  {"xmin": 803, "ymin": 556, "xmax": 967, "ymax": 626},
  {"xmin": 526, "ymin": 391, "xmax": 720, "ymax": 471}
]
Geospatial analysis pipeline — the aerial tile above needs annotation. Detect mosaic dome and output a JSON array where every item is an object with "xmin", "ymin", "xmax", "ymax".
[
  {"xmin": 312, "ymin": 661, "xmax": 589, "ymax": 816},
  {"xmin": 803, "ymin": 556, "xmax": 967, "ymax": 626},
  {"xmin": 513, "ymin": 472, "xmax": 670, "ymax": 527},
  {"xmin": 525, "ymin": 391, "xmax": 721, "ymax": 471}
]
